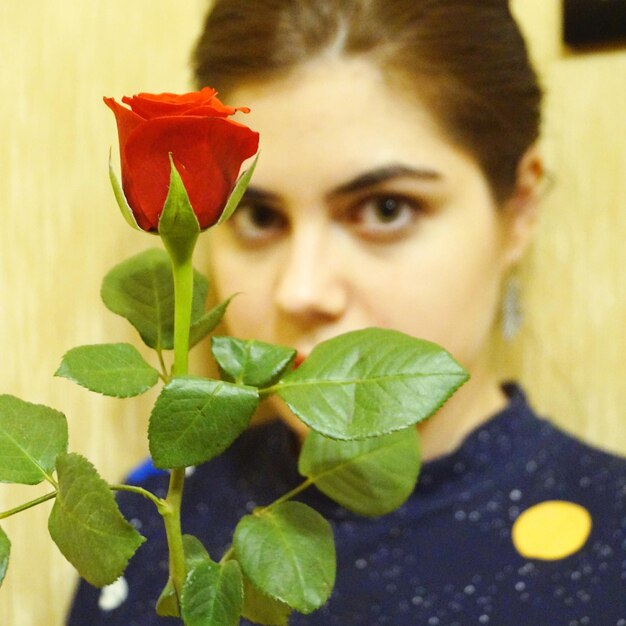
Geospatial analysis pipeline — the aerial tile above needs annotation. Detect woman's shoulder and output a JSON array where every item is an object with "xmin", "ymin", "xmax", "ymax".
[
  {"xmin": 445, "ymin": 383, "xmax": 626, "ymax": 532},
  {"xmin": 530, "ymin": 395, "xmax": 626, "ymax": 492},
  {"xmin": 520, "ymin": 384, "xmax": 624, "ymax": 480},
  {"xmin": 493, "ymin": 386, "xmax": 626, "ymax": 552}
]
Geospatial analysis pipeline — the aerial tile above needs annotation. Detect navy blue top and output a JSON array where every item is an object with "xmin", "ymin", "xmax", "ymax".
[{"xmin": 68, "ymin": 385, "xmax": 626, "ymax": 625}]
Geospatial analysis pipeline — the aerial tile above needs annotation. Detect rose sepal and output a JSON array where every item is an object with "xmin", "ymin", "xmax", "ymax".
[
  {"xmin": 216, "ymin": 153, "xmax": 259, "ymax": 227},
  {"xmin": 108, "ymin": 149, "xmax": 142, "ymax": 231},
  {"xmin": 0, "ymin": 524, "xmax": 10, "ymax": 588},
  {"xmin": 158, "ymin": 155, "xmax": 201, "ymax": 265}
]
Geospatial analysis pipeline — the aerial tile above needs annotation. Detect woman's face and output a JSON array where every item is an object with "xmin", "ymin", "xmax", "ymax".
[{"xmin": 208, "ymin": 58, "xmax": 522, "ymax": 398}]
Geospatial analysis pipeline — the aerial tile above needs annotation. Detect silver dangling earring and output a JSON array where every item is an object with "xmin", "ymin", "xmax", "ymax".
[{"xmin": 501, "ymin": 275, "xmax": 523, "ymax": 341}]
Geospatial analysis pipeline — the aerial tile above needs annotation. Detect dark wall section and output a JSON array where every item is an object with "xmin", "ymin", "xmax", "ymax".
[{"xmin": 564, "ymin": 0, "xmax": 626, "ymax": 46}]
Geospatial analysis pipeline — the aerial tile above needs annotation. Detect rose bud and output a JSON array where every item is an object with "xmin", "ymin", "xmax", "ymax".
[{"xmin": 104, "ymin": 88, "xmax": 259, "ymax": 231}]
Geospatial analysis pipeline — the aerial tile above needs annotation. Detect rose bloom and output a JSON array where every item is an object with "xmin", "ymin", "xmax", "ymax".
[{"xmin": 104, "ymin": 88, "xmax": 259, "ymax": 231}]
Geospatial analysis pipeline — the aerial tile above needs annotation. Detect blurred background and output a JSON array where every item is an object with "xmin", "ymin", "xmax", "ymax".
[{"xmin": 0, "ymin": 1, "xmax": 624, "ymax": 624}]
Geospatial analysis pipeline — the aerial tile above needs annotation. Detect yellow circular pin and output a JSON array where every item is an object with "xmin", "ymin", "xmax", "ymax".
[{"xmin": 512, "ymin": 500, "xmax": 592, "ymax": 560}]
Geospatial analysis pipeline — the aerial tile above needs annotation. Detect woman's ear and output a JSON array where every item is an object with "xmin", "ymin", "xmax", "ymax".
[{"xmin": 501, "ymin": 144, "xmax": 545, "ymax": 267}]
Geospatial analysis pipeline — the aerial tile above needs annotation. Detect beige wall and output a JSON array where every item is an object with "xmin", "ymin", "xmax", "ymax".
[
  {"xmin": 509, "ymin": 0, "xmax": 626, "ymax": 449},
  {"xmin": 0, "ymin": 2, "xmax": 209, "ymax": 624},
  {"xmin": 0, "ymin": 1, "xmax": 624, "ymax": 624}
]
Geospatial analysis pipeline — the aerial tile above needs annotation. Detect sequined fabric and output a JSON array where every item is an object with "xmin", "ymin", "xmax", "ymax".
[{"xmin": 67, "ymin": 385, "xmax": 626, "ymax": 625}]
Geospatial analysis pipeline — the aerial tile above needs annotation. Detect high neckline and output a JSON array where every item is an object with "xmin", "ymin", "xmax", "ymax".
[
  {"xmin": 420, "ymin": 384, "xmax": 539, "ymax": 473},
  {"xmin": 238, "ymin": 382, "xmax": 549, "ymax": 519}
]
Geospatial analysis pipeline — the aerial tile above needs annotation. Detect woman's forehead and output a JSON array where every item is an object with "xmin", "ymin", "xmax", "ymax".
[
  {"xmin": 230, "ymin": 56, "xmax": 436, "ymax": 131},
  {"xmin": 229, "ymin": 58, "xmax": 479, "ymax": 195}
]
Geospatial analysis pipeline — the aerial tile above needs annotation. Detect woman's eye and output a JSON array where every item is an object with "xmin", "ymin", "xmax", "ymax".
[
  {"xmin": 229, "ymin": 203, "xmax": 287, "ymax": 242},
  {"xmin": 348, "ymin": 195, "xmax": 422, "ymax": 239}
]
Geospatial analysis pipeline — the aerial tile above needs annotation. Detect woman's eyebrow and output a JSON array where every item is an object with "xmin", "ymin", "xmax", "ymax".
[
  {"xmin": 328, "ymin": 164, "xmax": 442, "ymax": 198},
  {"xmin": 239, "ymin": 165, "xmax": 442, "ymax": 206},
  {"xmin": 240, "ymin": 186, "xmax": 281, "ymax": 205}
]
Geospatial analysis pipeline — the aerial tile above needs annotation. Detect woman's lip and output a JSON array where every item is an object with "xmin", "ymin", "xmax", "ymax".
[{"xmin": 293, "ymin": 352, "xmax": 308, "ymax": 368}]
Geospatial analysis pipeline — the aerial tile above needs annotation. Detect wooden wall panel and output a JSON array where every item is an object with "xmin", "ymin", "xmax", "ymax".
[
  {"xmin": 0, "ymin": 2, "xmax": 209, "ymax": 624},
  {"xmin": 509, "ymin": 0, "xmax": 626, "ymax": 452},
  {"xmin": 0, "ymin": 1, "xmax": 624, "ymax": 624}
]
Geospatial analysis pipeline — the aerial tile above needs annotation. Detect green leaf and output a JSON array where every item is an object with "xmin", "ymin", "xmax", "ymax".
[
  {"xmin": 234, "ymin": 501, "xmax": 335, "ymax": 614},
  {"xmin": 216, "ymin": 154, "xmax": 259, "ymax": 226},
  {"xmin": 158, "ymin": 156, "xmax": 200, "ymax": 264},
  {"xmin": 189, "ymin": 295, "xmax": 237, "ymax": 349},
  {"xmin": 241, "ymin": 574, "xmax": 292, "ymax": 626},
  {"xmin": 183, "ymin": 534, "xmax": 211, "ymax": 569},
  {"xmin": 100, "ymin": 248, "xmax": 209, "ymax": 350},
  {"xmin": 108, "ymin": 150, "xmax": 141, "ymax": 230},
  {"xmin": 276, "ymin": 328, "xmax": 468, "ymax": 440},
  {"xmin": 48, "ymin": 453, "xmax": 145, "ymax": 587},
  {"xmin": 0, "ymin": 525, "xmax": 9, "ymax": 588},
  {"xmin": 156, "ymin": 535, "xmax": 210, "ymax": 617},
  {"xmin": 299, "ymin": 428, "xmax": 420, "ymax": 517},
  {"xmin": 0, "ymin": 395, "xmax": 68, "ymax": 485},
  {"xmin": 55, "ymin": 343, "xmax": 160, "ymax": 398},
  {"xmin": 181, "ymin": 558, "xmax": 243, "ymax": 626},
  {"xmin": 211, "ymin": 337, "xmax": 296, "ymax": 387},
  {"xmin": 156, "ymin": 535, "xmax": 211, "ymax": 618},
  {"xmin": 149, "ymin": 377, "xmax": 259, "ymax": 469},
  {"xmin": 156, "ymin": 577, "xmax": 179, "ymax": 618}
]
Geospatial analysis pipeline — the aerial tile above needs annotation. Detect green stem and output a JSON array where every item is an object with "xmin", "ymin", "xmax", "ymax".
[
  {"xmin": 110, "ymin": 484, "xmax": 166, "ymax": 512},
  {"xmin": 170, "ymin": 253, "xmax": 194, "ymax": 378},
  {"xmin": 163, "ymin": 467, "xmax": 187, "ymax": 598},
  {"xmin": 156, "ymin": 348, "xmax": 170, "ymax": 383},
  {"xmin": 161, "ymin": 248, "xmax": 196, "ymax": 600},
  {"xmin": 217, "ymin": 479, "xmax": 314, "ymax": 565},
  {"xmin": 0, "ymin": 491, "xmax": 57, "ymax": 520},
  {"xmin": 256, "ymin": 478, "xmax": 314, "ymax": 514},
  {"xmin": 258, "ymin": 383, "xmax": 280, "ymax": 399}
]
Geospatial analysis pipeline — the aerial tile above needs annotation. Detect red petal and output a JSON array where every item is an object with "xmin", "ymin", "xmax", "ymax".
[
  {"xmin": 103, "ymin": 97, "xmax": 153, "ymax": 230},
  {"xmin": 121, "ymin": 87, "xmax": 224, "ymax": 119},
  {"xmin": 104, "ymin": 96, "xmax": 145, "ymax": 141},
  {"xmin": 123, "ymin": 117, "xmax": 259, "ymax": 229},
  {"xmin": 178, "ymin": 104, "xmax": 236, "ymax": 118}
]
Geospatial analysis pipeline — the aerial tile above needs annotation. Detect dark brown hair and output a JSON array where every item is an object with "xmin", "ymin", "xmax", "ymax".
[{"xmin": 192, "ymin": 0, "xmax": 542, "ymax": 202}]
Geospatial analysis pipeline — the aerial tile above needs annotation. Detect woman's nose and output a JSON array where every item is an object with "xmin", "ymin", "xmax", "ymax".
[{"xmin": 273, "ymin": 224, "xmax": 348, "ymax": 320}]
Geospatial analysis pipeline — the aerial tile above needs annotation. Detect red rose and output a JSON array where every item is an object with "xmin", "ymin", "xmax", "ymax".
[{"xmin": 104, "ymin": 88, "xmax": 259, "ymax": 231}]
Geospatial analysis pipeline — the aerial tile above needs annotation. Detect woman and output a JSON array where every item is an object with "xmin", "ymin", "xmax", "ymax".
[{"xmin": 69, "ymin": 1, "xmax": 626, "ymax": 624}]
